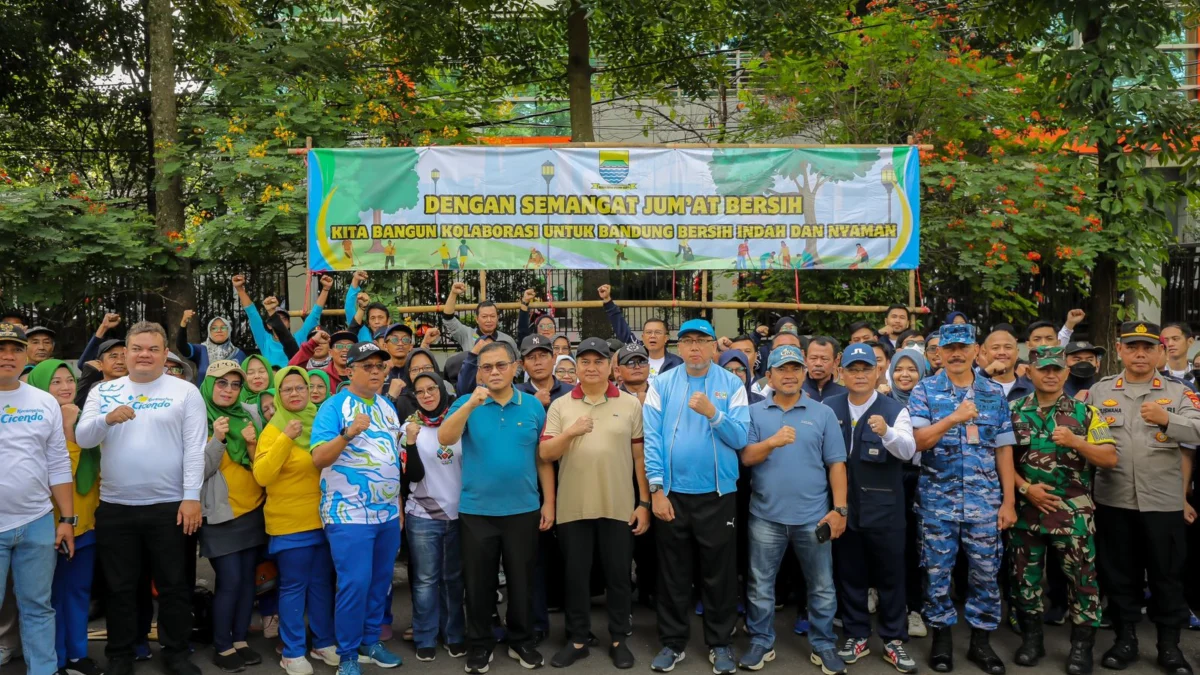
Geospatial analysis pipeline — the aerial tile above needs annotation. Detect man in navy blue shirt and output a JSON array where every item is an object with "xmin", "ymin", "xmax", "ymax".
[
  {"xmin": 740, "ymin": 346, "xmax": 848, "ymax": 675},
  {"xmin": 802, "ymin": 337, "xmax": 847, "ymax": 403}
]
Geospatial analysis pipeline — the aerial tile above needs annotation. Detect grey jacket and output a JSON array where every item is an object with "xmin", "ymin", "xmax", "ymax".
[
  {"xmin": 200, "ymin": 437, "xmax": 236, "ymax": 525},
  {"xmin": 443, "ymin": 315, "xmax": 518, "ymax": 354}
]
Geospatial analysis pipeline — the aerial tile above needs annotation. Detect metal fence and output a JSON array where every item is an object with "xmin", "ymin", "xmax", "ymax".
[{"xmin": 1164, "ymin": 243, "xmax": 1200, "ymax": 328}]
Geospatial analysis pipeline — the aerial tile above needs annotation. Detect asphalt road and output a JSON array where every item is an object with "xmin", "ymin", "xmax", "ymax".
[{"xmin": 8, "ymin": 562, "xmax": 1199, "ymax": 675}]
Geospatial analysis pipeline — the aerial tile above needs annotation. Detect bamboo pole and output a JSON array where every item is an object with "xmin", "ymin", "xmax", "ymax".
[
  {"xmin": 700, "ymin": 271, "xmax": 709, "ymax": 319},
  {"xmin": 290, "ymin": 301, "xmax": 930, "ymax": 318},
  {"xmin": 288, "ymin": 142, "xmax": 934, "ymax": 153},
  {"xmin": 908, "ymin": 270, "xmax": 917, "ymax": 328},
  {"xmin": 478, "ymin": 270, "xmax": 487, "ymax": 301}
]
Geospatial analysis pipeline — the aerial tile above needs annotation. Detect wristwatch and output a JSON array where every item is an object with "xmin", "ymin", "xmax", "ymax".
[
  {"xmin": 1018, "ymin": 483, "xmax": 1030, "ymax": 496},
  {"xmin": 59, "ymin": 516, "xmax": 78, "ymax": 526},
  {"xmin": 833, "ymin": 506, "xmax": 848, "ymax": 517},
  {"xmin": 638, "ymin": 500, "xmax": 652, "ymax": 510},
  {"xmin": 649, "ymin": 484, "xmax": 662, "ymax": 494},
  {"xmin": 341, "ymin": 428, "xmax": 356, "ymax": 441}
]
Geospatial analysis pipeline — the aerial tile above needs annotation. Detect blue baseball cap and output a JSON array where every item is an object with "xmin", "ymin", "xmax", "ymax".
[
  {"xmin": 938, "ymin": 323, "xmax": 977, "ymax": 346},
  {"xmin": 768, "ymin": 345, "xmax": 806, "ymax": 369},
  {"xmin": 841, "ymin": 343, "xmax": 877, "ymax": 368},
  {"xmin": 677, "ymin": 319, "xmax": 715, "ymax": 339}
]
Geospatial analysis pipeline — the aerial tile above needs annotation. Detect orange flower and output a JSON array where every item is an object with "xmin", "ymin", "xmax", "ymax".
[{"xmin": 1026, "ymin": 251, "xmax": 1041, "ymax": 261}]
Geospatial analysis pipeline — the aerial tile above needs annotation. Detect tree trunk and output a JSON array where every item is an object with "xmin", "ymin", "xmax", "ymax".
[
  {"xmin": 147, "ymin": 0, "xmax": 196, "ymax": 333},
  {"xmin": 1088, "ymin": 255, "xmax": 1120, "ymax": 376}
]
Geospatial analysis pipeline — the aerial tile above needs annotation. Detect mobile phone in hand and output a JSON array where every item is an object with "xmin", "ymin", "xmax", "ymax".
[
  {"xmin": 58, "ymin": 540, "xmax": 70, "ymax": 556},
  {"xmin": 815, "ymin": 521, "xmax": 832, "ymax": 544}
]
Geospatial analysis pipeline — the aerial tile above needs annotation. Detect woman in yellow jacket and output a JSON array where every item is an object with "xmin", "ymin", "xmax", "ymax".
[
  {"xmin": 29, "ymin": 360, "xmax": 102, "ymax": 675},
  {"xmin": 254, "ymin": 366, "xmax": 337, "ymax": 675},
  {"xmin": 200, "ymin": 360, "xmax": 267, "ymax": 673}
]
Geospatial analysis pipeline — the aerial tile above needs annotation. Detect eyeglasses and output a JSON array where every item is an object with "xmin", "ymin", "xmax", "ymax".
[
  {"xmin": 725, "ymin": 366, "xmax": 747, "ymax": 375},
  {"xmin": 279, "ymin": 385, "xmax": 308, "ymax": 396},
  {"xmin": 166, "ymin": 366, "xmax": 184, "ymax": 376},
  {"xmin": 554, "ymin": 368, "xmax": 576, "ymax": 377},
  {"xmin": 355, "ymin": 362, "xmax": 388, "ymax": 373},
  {"xmin": 214, "ymin": 379, "xmax": 243, "ymax": 390},
  {"xmin": 480, "ymin": 361, "xmax": 513, "ymax": 373},
  {"xmin": 386, "ymin": 336, "xmax": 413, "ymax": 345},
  {"xmin": 623, "ymin": 358, "xmax": 648, "ymax": 368},
  {"xmin": 332, "ymin": 343, "xmax": 353, "ymax": 351},
  {"xmin": 678, "ymin": 338, "xmax": 713, "ymax": 348},
  {"xmin": 210, "ymin": 325, "xmax": 229, "ymax": 333},
  {"xmin": 642, "ymin": 330, "xmax": 667, "ymax": 337},
  {"xmin": 308, "ymin": 383, "xmax": 326, "ymax": 391},
  {"xmin": 415, "ymin": 387, "xmax": 440, "ymax": 397},
  {"xmin": 409, "ymin": 365, "xmax": 435, "ymax": 375}
]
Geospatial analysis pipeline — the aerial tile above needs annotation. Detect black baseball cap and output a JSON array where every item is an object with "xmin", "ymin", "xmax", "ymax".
[
  {"xmin": 383, "ymin": 322, "xmax": 413, "ymax": 337},
  {"xmin": 617, "ymin": 343, "xmax": 649, "ymax": 365},
  {"xmin": 576, "ymin": 337, "xmax": 611, "ymax": 358},
  {"xmin": 1064, "ymin": 340, "xmax": 1106, "ymax": 358},
  {"xmin": 520, "ymin": 334, "xmax": 553, "ymax": 357},
  {"xmin": 329, "ymin": 330, "xmax": 358, "ymax": 345},
  {"xmin": 346, "ymin": 341, "xmax": 388, "ymax": 365},
  {"xmin": 25, "ymin": 326, "xmax": 55, "ymax": 339},
  {"xmin": 97, "ymin": 338, "xmax": 125, "ymax": 356},
  {"xmin": 0, "ymin": 323, "xmax": 26, "ymax": 347}
]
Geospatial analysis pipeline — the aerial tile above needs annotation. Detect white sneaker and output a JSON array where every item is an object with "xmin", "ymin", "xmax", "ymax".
[
  {"xmin": 310, "ymin": 646, "xmax": 340, "ymax": 667},
  {"xmin": 868, "ymin": 589, "xmax": 879, "ymax": 614},
  {"xmin": 907, "ymin": 611, "xmax": 928, "ymax": 638},
  {"xmin": 833, "ymin": 617, "xmax": 844, "ymax": 628},
  {"xmin": 281, "ymin": 656, "xmax": 314, "ymax": 675},
  {"xmin": 264, "ymin": 614, "xmax": 281, "ymax": 639}
]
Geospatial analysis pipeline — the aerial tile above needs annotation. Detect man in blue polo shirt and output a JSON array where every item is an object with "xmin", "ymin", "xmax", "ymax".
[
  {"xmin": 439, "ymin": 341, "xmax": 556, "ymax": 674},
  {"xmin": 740, "ymin": 346, "xmax": 848, "ymax": 675}
]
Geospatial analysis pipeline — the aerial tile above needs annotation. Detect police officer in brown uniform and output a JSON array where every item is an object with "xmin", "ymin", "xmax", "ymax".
[{"xmin": 1089, "ymin": 322, "xmax": 1200, "ymax": 675}]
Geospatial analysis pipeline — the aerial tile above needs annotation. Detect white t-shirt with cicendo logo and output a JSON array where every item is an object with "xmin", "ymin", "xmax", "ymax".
[
  {"xmin": 77, "ymin": 374, "xmax": 207, "ymax": 506},
  {"xmin": 0, "ymin": 383, "xmax": 72, "ymax": 533}
]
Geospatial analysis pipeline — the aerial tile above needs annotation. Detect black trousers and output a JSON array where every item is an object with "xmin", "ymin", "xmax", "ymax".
[
  {"xmin": 902, "ymin": 469, "xmax": 923, "ymax": 612},
  {"xmin": 655, "ymin": 492, "xmax": 737, "ymax": 651},
  {"xmin": 461, "ymin": 510, "xmax": 540, "ymax": 650},
  {"xmin": 96, "ymin": 501, "xmax": 193, "ymax": 661},
  {"xmin": 558, "ymin": 519, "xmax": 633, "ymax": 643},
  {"xmin": 1095, "ymin": 504, "xmax": 1189, "ymax": 627},
  {"xmin": 834, "ymin": 526, "xmax": 908, "ymax": 642}
]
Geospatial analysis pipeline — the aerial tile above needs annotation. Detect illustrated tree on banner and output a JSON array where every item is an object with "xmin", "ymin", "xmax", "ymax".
[
  {"xmin": 314, "ymin": 148, "xmax": 420, "ymax": 270},
  {"xmin": 709, "ymin": 147, "xmax": 879, "ymax": 266}
]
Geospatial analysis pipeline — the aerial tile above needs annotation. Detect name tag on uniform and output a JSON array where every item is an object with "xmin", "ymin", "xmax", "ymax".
[
  {"xmin": 965, "ymin": 424, "xmax": 981, "ymax": 444},
  {"xmin": 868, "ymin": 448, "xmax": 881, "ymax": 457}
]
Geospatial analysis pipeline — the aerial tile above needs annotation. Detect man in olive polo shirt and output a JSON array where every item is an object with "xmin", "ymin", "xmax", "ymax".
[{"xmin": 540, "ymin": 338, "xmax": 651, "ymax": 669}]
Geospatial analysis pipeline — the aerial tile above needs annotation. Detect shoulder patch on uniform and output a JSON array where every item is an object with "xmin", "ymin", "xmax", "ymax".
[
  {"xmin": 1186, "ymin": 391, "xmax": 1200, "ymax": 409},
  {"xmin": 1102, "ymin": 399, "xmax": 1118, "ymax": 407},
  {"xmin": 1156, "ymin": 398, "xmax": 1173, "ymax": 405}
]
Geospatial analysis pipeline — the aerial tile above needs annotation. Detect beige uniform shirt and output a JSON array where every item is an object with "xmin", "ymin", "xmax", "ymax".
[
  {"xmin": 544, "ymin": 383, "xmax": 644, "ymax": 524},
  {"xmin": 1091, "ymin": 372, "xmax": 1200, "ymax": 512}
]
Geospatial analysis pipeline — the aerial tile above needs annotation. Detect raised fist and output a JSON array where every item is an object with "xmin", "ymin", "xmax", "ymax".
[
  {"xmin": 283, "ymin": 419, "xmax": 304, "ymax": 440},
  {"xmin": 451, "ymin": 281, "xmax": 467, "ymax": 296},
  {"xmin": 240, "ymin": 425, "xmax": 258, "ymax": 446},
  {"xmin": 262, "ymin": 296, "xmax": 280, "ymax": 314},
  {"xmin": 346, "ymin": 413, "xmax": 371, "ymax": 439},
  {"xmin": 320, "ymin": 275, "xmax": 334, "ymax": 290},
  {"xmin": 181, "ymin": 310, "xmax": 196, "ymax": 327},
  {"xmin": 567, "ymin": 415, "xmax": 594, "ymax": 437},
  {"xmin": 352, "ymin": 270, "xmax": 369, "ymax": 286},
  {"xmin": 99, "ymin": 313, "xmax": 122, "ymax": 333},
  {"xmin": 771, "ymin": 425, "xmax": 796, "ymax": 448},
  {"xmin": 522, "ymin": 289, "xmax": 538, "ymax": 306},
  {"xmin": 231, "ymin": 274, "xmax": 246, "ymax": 289},
  {"xmin": 212, "ymin": 416, "xmax": 230, "ymax": 441},
  {"xmin": 356, "ymin": 293, "xmax": 370, "ymax": 308},
  {"xmin": 597, "ymin": 285, "xmax": 612, "ymax": 302},
  {"xmin": 688, "ymin": 392, "xmax": 716, "ymax": 419},
  {"xmin": 469, "ymin": 386, "xmax": 490, "ymax": 406}
]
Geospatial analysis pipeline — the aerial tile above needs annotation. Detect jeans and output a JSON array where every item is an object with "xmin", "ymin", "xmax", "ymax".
[
  {"xmin": 0, "ymin": 513, "xmax": 57, "ymax": 675},
  {"xmin": 53, "ymin": 531, "xmax": 97, "ymax": 667},
  {"xmin": 746, "ymin": 514, "xmax": 837, "ymax": 652},
  {"xmin": 276, "ymin": 541, "xmax": 335, "ymax": 658},
  {"xmin": 326, "ymin": 520, "xmax": 402, "ymax": 661},
  {"xmin": 407, "ymin": 516, "xmax": 465, "ymax": 649},
  {"xmin": 210, "ymin": 548, "xmax": 258, "ymax": 652}
]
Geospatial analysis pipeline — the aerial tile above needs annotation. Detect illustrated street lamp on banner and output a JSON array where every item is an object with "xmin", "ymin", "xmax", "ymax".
[
  {"xmin": 431, "ymin": 168, "xmax": 440, "ymax": 228},
  {"xmin": 880, "ymin": 164, "xmax": 896, "ymax": 256},
  {"xmin": 542, "ymin": 161, "xmax": 555, "ymax": 264}
]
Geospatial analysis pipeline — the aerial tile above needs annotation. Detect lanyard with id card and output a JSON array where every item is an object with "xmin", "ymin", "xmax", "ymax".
[{"xmin": 962, "ymin": 387, "xmax": 981, "ymax": 444}]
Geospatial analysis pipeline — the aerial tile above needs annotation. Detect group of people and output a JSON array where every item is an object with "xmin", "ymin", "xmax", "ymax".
[{"xmin": 2, "ymin": 274, "xmax": 1200, "ymax": 675}]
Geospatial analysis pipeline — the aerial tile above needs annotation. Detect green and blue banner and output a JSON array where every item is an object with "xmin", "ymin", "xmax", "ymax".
[{"xmin": 307, "ymin": 145, "xmax": 920, "ymax": 271}]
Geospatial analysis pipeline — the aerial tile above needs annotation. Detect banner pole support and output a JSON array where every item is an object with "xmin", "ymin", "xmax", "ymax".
[
  {"xmin": 908, "ymin": 269, "xmax": 917, "ymax": 329},
  {"xmin": 479, "ymin": 270, "xmax": 487, "ymax": 302}
]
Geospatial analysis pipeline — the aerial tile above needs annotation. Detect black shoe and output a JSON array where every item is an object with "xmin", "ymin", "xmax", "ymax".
[
  {"xmin": 610, "ymin": 641, "xmax": 635, "ymax": 670},
  {"xmin": 550, "ymin": 643, "xmax": 589, "ymax": 668},
  {"xmin": 533, "ymin": 631, "xmax": 549, "ymax": 647},
  {"xmin": 164, "ymin": 655, "xmax": 201, "ymax": 675},
  {"xmin": 65, "ymin": 657, "xmax": 105, "ymax": 675},
  {"xmin": 1156, "ymin": 625, "xmax": 1193, "ymax": 675},
  {"xmin": 967, "ymin": 628, "xmax": 1005, "ymax": 675},
  {"xmin": 234, "ymin": 647, "xmax": 261, "ymax": 666},
  {"xmin": 446, "ymin": 643, "xmax": 467, "ymax": 659},
  {"xmin": 212, "ymin": 651, "xmax": 244, "ymax": 674},
  {"xmin": 1013, "ymin": 614, "xmax": 1045, "ymax": 667},
  {"xmin": 1101, "ymin": 623, "xmax": 1139, "ymax": 670},
  {"xmin": 416, "ymin": 648, "xmax": 437, "ymax": 662},
  {"xmin": 106, "ymin": 658, "xmax": 133, "ymax": 675},
  {"xmin": 466, "ymin": 648, "xmax": 493, "ymax": 674},
  {"xmin": 930, "ymin": 627, "xmax": 954, "ymax": 673},
  {"xmin": 509, "ymin": 644, "xmax": 545, "ymax": 669},
  {"xmin": 1066, "ymin": 624, "xmax": 1096, "ymax": 675}
]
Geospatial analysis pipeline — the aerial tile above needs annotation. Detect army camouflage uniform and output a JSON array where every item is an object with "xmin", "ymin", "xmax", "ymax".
[
  {"xmin": 1009, "ymin": 393, "xmax": 1114, "ymax": 627},
  {"xmin": 909, "ymin": 367, "xmax": 1016, "ymax": 631}
]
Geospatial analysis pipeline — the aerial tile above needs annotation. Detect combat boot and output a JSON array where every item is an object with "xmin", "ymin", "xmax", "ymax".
[
  {"xmin": 1065, "ymin": 624, "xmax": 1096, "ymax": 675},
  {"xmin": 1100, "ymin": 622, "xmax": 1138, "ymax": 670},
  {"xmin": 930, "ymin": 627, "xmax": 954, "ymax": 673},
  {"xmin": 1155, "ymin": 625, "xmax": 1193, "ymax": 675},
  {"xmin": 1013, "ymin": 613, "xmax": 1045, "ymax": 667},
  {"xmin": 967, "ymin": 628, "xmax": 1006, "ymax": 675}
]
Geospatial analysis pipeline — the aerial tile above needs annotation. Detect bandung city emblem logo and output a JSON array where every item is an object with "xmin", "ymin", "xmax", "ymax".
[{"xmin": 598, "ymin": 150, "xmax": 629, "ymax": 184}]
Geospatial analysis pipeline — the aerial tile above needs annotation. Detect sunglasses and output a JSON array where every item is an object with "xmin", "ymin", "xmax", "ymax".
[
  {"xmin": 386, "ymin": 335, "xmax": 413, "ymax": 345},
  {"xmin": 214, "ymin": 379, "xmax": 243, "ymax": 390}
]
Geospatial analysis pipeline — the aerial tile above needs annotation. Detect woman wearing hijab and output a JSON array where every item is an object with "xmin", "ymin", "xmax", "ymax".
[
  {"xmin": 200, "ymin": 361, "xmax": 268, "ymax": 672},
  {"xmin": 553, "ymin": 354, "xmax": 577, "ymax": 385},
  {"xmin": 239, "ymin": 355, "xmax": 273, "ymax": 428},
  {"xmin": 389, "ymin": 348, "xmax": 451, "ymax": 421},
  {"xmin": 402, "ymin": 372, "xmax": 461, "ymax": 662},
  {"xmin": 886, "ymin": 347, "xmax": 931, "ymax": 639},
  {"xmin": 308, "ymin": 370, "xmax": 331, "ymax": 405},
  {"xmin": 253, "ymin": 367, "xmax": 338, "ymax": 674},
  {"xmin": 177, "ymin": 315, "xmax": 248, "ymax": 386},
  {"xmin": 29, "ymin": 360, "xmax": 102, "ymax": 675}
]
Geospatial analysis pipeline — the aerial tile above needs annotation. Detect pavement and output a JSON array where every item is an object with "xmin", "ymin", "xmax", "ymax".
[{"xmin": 6, "ymin": 560, "xmax": 1200, "ymax": 675}]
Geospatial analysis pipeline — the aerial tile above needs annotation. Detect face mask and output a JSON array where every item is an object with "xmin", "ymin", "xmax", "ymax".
[{"xmin": 1069, "ymin": 362, "xmax": 1097, "ymax": 380}]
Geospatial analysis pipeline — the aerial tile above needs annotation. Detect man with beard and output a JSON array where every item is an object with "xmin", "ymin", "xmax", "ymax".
[
  {"xmin": 1064, "ymin": 343, "xmax": 1105, "ymax": 400},
  {"xmin": 1089, "ymin": 322, "xmax": 1200, "ymax": 675}
]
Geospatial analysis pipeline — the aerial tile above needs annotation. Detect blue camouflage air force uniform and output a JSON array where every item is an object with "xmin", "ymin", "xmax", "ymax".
[{"xmin": 909, "ymin": 369, "xmax": 1015, "ymax": 630}]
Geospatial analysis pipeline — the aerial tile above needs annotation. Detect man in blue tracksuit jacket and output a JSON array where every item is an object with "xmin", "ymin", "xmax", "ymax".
[{"xmin": 643, "ymin": 319, "xmax": 749, "ymax": 675}]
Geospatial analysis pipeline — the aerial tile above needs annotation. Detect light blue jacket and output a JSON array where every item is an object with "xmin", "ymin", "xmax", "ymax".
[
  {"xmin": 244, "ymin": 303, "xmax": 323, "ymax": 369},
  {"xmin": 643, "ymin": 363, "xmax": 750, "ymax": 495}
]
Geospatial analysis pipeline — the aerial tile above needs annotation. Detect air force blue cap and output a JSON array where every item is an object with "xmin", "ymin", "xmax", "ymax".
[
  {"xmin": 677, "ymin": 318, "xmax": 715, "ymax": 339},
  {"xmin": 768, "ymin": 345, "xmax": 805, "ymax": 369},
  {"xmin": 841, "ymin": 343, "xmax": 877, "ymax": 368},
  {"xmin": 938, "ymin": 323, "xmax": 977, "ymax": 346}
]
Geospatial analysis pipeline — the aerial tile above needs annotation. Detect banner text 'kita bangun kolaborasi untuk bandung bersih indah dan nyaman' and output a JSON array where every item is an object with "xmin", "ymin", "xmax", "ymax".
[{"xmin": 306, "ymin": 145, "xmax": 920, "ymax": 271}]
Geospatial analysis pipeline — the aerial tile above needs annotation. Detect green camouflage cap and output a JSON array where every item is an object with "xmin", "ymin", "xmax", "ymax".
[{"xmin": 1030, "ymin": 345, "xmax": 1066, "ymax": 370}]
